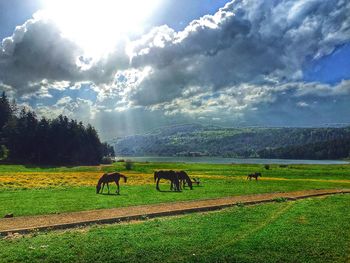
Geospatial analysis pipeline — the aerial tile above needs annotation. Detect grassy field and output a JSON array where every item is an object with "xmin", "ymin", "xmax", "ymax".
[
  {"xmin": 0, "ymin": 194, "xmax": 349, "ymax": 262},
  {"xmin": 1, "ymin": 162, "xmax": 350, "ymax": 262},
  {"xmin": 0, "ymin": 162, "xmax": 350, "ymax": 217}
]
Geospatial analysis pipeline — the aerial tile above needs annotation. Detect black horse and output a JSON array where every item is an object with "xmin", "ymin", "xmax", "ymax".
[
  {"xmin": 154, "ymin": 170, "xmax": 181, "ymax": 191},
  {"xmin": 176, "ymin": 171, "xmax": 193, "ymax": 190},
  {"xmin": 96, "ymin": 172, "xmax": 127, "ymax": 194},
  {"xmin": 247, "ymin": 172, "xmax": 262, "ymax": 181}
]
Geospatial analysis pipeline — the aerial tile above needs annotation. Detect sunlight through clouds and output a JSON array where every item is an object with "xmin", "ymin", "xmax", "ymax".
[{"xmin": 39, "ymin": 0, "xmax": 161, "ymax": 58}]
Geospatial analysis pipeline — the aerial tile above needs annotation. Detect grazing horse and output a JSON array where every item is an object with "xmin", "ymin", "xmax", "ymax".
[
  {"xmin": 154, "ymin": 170, "xmax": 181, "ymax": 192},
  {"xmin": 247, "ymin": 172, "xmax": 262, "ymax": 181},
  {"xmin": 96, "ymin": 172, "xmax": 127, "ymax": 194},
  {"xmin": 176, "ymin": 171, "xmax": 193, "ymax": 190}
]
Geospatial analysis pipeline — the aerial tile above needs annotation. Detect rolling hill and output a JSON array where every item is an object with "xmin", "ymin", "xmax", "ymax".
[{"xmin": 111, "ymin": 124, "xmax": 350, "ymax": 159}]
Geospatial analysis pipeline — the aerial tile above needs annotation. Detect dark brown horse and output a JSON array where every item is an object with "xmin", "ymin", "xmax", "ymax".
[
  {"xmin": 96, "ymin": 172, "xmax": 127, "ymax": 194},
  {"xmin": 247, "ymin": 172, "xmax": 262, "ymax": 181},
  {"xmin": 176, "ymin": 171, "xmax": 193, "ymax": 190},
  {"xmin": 154, "ymin": 170, "xmax": 181, "ymax": 191}
]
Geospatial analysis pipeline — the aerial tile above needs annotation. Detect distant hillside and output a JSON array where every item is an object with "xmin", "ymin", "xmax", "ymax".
[
  {"xmin": 111, "ymin": 124, "xmax": 350, "ymax": 159},
  {"xmin": 258, "ymin": 138, "xmax": 350, "ymax": 160}
]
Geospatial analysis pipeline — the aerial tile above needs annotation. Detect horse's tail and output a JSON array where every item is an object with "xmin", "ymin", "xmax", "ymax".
[{"xmin": 154, "ymin": 171, "xmax": 158, "ymax": 182}]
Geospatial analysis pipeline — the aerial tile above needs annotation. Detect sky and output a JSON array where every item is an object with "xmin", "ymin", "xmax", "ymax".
[{"xmin": 1, "ymin": 0, "xmax": 350, "ymax": 140}]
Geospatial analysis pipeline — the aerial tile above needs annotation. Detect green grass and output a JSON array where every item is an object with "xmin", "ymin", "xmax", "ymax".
[
  {"xmin": 1, "ymin": 178, "xmax": 349, "ymax": 217},
  {"xmin": 1, "ymin": 163, "xmax": 349, "ymax": 262},
  {"xmin": 1, "ymin": 162, "xmax": 350, "ymax": 217},
  {"xmin": 125, "ymin": 162, "xmax": 350, "ymax": 180},
  {"xmin": 0, "ymin": 194, "xmax": 349, "ymax": 262},
  {"xmin": 1, "ymin": 162, "xmax": 350, "ymax": 181}
]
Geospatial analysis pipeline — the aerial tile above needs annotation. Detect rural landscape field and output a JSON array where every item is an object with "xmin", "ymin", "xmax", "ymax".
[
  {"xmin": 1, "ymin": 0, "xmax": 350, "ymax": 262},
  {"xmin": 1, "ymin": 162, "xmax": 350, "ymax": 262}
]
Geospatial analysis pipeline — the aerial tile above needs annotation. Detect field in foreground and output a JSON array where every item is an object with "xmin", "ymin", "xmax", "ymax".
[
  {"xmin": 1, "ymin": 194, "xmax": 349, "ymax": 262},
  {"xmin": 0, "ymin": 162, "xmax": 350, "ymax": 217}
]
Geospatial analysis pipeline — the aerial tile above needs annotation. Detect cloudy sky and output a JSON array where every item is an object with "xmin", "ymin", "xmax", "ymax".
[{"xmin": 1, "ymin": 0, "xmax": 350, "ymax": 140}]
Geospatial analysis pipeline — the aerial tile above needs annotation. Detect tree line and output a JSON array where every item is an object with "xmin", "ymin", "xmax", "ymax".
[
  {"xmin": 258, "ymin": 138, "xmax": 350, "ymax": 160},
  {"xmin": 0, "ymin": 92, "xmax": 114, "ymax": 165}
]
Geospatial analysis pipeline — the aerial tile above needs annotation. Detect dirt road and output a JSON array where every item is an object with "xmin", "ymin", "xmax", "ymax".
[{"xmin": 1, "ymin": 188, "xmax": 349, "ymax": 235}]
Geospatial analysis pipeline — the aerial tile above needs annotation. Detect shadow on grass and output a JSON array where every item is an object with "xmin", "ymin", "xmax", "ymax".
[
  {"xmin": 157, "ymin": 189, "xmax": 183, "ymax": 193},
  {"xmin": 99, "ymin": 193, "xmax": 121, "ymax": 196}
]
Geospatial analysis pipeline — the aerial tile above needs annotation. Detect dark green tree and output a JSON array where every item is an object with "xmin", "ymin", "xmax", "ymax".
[
  {"xmin": 0, "ymin": 92, "xmax": 12, "ymax": 132},
  {"xmin": 0, "ymin": 91, "xmax": 114, "ymax": 165}
]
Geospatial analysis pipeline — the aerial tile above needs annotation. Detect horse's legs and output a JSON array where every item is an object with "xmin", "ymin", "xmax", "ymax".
[
  {"xmin": 176, "ymin": 178, "xmax": 180, "ymax": 192},
  {"xmin": 171, "ymin": 179, "xmax": 177, "ymax": 191},
  {"xmin": 101, "ymin": 183, "xmax": 105, "ymax": 193},
  {"xmin": 156, "ymin": 178, "xmax": 161, "ymax": 190},
  {"xmin": 116, "ymin": 181, "xmax": 120, "ymax": 195},
  {"xmin": 114, "ymin": 179, "xmax": 119, "ymax": 194},
  {"xmin": 107, "ymin": 182, "xmax": 110, "ymax": 194}
]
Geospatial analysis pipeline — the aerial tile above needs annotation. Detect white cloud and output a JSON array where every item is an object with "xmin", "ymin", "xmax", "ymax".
[
  {"xmin": 1, "ymin": 0, "xmax": 350, "ymax": 138},
  {"xmin": 297, "ymin": 101, "xmax": 310, "ymax": 108},
  {"xmin": 119, "ymin": 0, "xmax": 350, "ymax": 107}
]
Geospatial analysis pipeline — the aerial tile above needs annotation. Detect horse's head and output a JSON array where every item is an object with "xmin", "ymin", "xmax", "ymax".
[
  {"xmin": 96, "ymin": 184, "xmax": 101, "ymax": 194},
  {"xmin": 181, "ymin": 171, "xmax": 193, "ymax": 190}
]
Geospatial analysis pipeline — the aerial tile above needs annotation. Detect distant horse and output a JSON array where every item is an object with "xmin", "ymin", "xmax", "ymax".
[
  {"xmin": 96, "ymin": 172, "xmax": 127, "ymax": 194},
  {"xmin": 154, "ymin": 170, "xmax": 181, "ymax": 192},
  {"xmin": 176, "ymin": 171, "xmax": 193, "ymax": 190},
  {"xmin": 247, "ymin": 172, "xmax": 262, "ymax": 181}
]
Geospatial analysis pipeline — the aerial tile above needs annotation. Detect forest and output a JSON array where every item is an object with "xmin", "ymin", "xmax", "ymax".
[
  {"xmin": 0, "ymin": 92, "xmax": 114, "ymax": 165},
  {"xmin": 258, "ymin": 138, "xmax": 350, "ymax": 160}
]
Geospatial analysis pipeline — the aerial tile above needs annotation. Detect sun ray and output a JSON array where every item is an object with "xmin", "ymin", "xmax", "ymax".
[{"xmin": 39, "ymin": 0, "xmax": 160, "ymax": 58}]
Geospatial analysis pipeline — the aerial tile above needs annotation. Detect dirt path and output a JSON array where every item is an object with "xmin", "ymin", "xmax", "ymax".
[{"xmin": 1, "ymin": 189, "xmax": 349, "ymax": 235}]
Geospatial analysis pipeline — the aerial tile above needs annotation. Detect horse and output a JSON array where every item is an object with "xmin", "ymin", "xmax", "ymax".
[
  {"xmin": 154, "ymin": 170, "xmax": 181, "ymax": 192},
  {"xmin": 176, "ymin": 171, "xmax": 193, "ymax": 190},
  {"xmin": 96, "ymin": 172, "xmax": 127, "ymax": 195},
  {"xmin": 247, "ymin": 172, "xmax": 262, "ymax": 181}
]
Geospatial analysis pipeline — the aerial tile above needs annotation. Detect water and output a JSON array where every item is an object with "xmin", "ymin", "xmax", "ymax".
[{"xmin": 115, "ymin": 156, "xmax": 349, "ymax": 165}]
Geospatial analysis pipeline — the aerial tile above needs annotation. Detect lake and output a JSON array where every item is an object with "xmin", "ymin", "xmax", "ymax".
[{"xmin": 115, "ymin": 156, "xmax": 349, "ymax": 165}]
